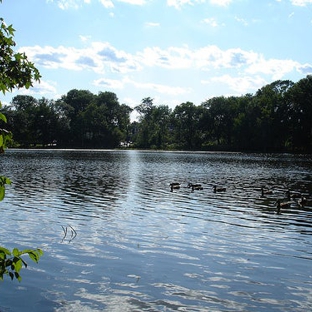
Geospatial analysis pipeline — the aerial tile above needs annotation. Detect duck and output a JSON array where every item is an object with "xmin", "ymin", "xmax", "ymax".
[
  {"xmin": 261, "ymin": 187, "xmax": 273, "ymax": 197},
  {"xmin": 170, "ymin": 182, "xmax": 180, "ymax": 192},
  {"xmin": 286, "ymin": 190, "xmax": 302, "ymax": 200},
  {"xmin": 276, "ymin": 199, "xmax": 292, "ymax": 214},
  {"xmin": 187, "ymin": 183, "xmax": 203, "ymax": 191},
  {"xmin": 213, "ymin": 185, "xmax": 226, "ymax": 193}
]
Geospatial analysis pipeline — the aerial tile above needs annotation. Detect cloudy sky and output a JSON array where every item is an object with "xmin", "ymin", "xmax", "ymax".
[{"xmin": 1, "ymin": 0, "xmax": 312, "ymax": 114}]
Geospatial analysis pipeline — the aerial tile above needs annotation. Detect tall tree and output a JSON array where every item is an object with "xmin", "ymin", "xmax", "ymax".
[
  {"xmin": 173, "ymin": 102, "xmax": 201, "ymax": 150},
  {"xmin": 61, "ymin": 89, "xmax": 95, "ymax": 147},
  {"xmin": 287, "ymin": 75, "xmax": 312, "ymax": 151},
  {"xmin": 134, "ymin": 97, "xmax": 155, "ymax": 148},
  {"xmin": 201, "ymin": 96, "xmax": 236, "ymax": 147}
]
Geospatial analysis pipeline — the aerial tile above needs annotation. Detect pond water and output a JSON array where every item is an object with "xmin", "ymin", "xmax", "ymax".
[{"xmin": 0, "ymin": 149, "xmax": 312, "ymax": 311}]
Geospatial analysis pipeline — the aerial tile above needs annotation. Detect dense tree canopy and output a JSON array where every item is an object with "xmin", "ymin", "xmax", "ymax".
[{"xmin": 2, "ymin": 77, "xmax": 312, "ymax": 152}]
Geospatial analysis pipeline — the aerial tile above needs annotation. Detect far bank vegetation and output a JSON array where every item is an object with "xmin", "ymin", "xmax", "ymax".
[{"xmin": 1, "ymin": 77, "xmax": 312, "ymax": 153}]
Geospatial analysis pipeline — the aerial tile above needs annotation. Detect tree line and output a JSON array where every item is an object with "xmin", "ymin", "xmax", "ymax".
[{"xmin": 1, "ymin": 76, "xmax": 312, "ymax": 152}]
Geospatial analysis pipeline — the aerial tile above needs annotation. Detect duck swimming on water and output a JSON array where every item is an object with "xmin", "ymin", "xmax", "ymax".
[
  {"xmin": 298, "ymin": 196, "xmax": 307, "ymax": 207},
  {"xmin": 261, "ymin": 187, "xmax": 273, "ymax": 197},
  {"xmin": 188, "ymin": 183, "xmax": 203, "ymax": 191},
  {"xmin": 170, "ymin": 183, "xmax": 180, "ymax": 192},
  {"xmin": 213, "ymin": 185, "xmax": 226, "ymax": 193},
  {"xmin": 286, "ymin": 190, "xmax": 302, "ymax": 200},
  {"xmin": 276, "ymin": 199, "xmax": 292, "ymax": 214}
]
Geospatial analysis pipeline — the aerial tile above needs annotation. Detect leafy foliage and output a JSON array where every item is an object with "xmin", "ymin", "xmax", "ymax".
[
  {"xmin": 0, "ymin": 18, "xmax": 41, "ymax": 94},
  {"xmin": 0, "ymin": 247, "xmax": 43, "ymax": 282},
  {"xmin": 0, "ymin": 1, "xmax": 43, "ymax": 282}
]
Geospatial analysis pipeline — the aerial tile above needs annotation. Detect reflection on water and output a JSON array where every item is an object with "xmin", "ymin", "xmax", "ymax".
[{"xmin": 0, "ymin": 149, "xmax": 312, "ymax": 311}]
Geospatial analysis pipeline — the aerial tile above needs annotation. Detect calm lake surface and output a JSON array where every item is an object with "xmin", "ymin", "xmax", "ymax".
[{"xmin": 0, "ymin": 149, "xmax": 312, "ymax": 311}]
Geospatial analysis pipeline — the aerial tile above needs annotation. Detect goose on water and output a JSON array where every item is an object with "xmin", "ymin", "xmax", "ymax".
[
  {"xmin": 213, "ymin": 185, "xmax": 226, "ymax": 193},
  {"xmin": 188, "ymin": 183, "xmax": 203, "ymax": 191},
  {"xmin": 170, "ymin": 182, "xmax": 180, "ymax": 192},
  {"xmin": 276, "ymin": 199, "xmax": 292, "ymax": 214},
  {"xmin": 298, "ymin": 196, "xmax": 307, "ymax": 207},
  {"xmin": 286, "ymin": 190, "xmax": 302, "ymax": 200},
  {"xmin": 261, "ymin": 187, "xmax": 273, "ymax": 197}
]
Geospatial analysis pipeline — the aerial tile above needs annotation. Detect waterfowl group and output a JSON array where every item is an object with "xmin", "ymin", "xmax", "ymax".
[
  {"xmin": 169, "ymin": 181, "xmax": 309, "ymax": 215},
  {"xmin": 170, "ymin": 182, "xmax": 223, "ymax": 192},
  {"xmin": 275, "ymin": 189, "xmax": 309, "ymax": 213},
  {"xmin": 170, "ymin": 182, "xmax": 228, "ymax": 193}
]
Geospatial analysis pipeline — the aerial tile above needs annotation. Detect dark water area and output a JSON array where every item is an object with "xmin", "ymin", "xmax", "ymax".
[{"xmin": 0, "ymin": 149, "xmax": 312, "ymax": 311}]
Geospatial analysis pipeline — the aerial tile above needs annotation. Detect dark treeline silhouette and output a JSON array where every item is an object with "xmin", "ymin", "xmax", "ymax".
[{"xmin": 1, "ymin": 76, "xmax": 312, "ymax": 152}]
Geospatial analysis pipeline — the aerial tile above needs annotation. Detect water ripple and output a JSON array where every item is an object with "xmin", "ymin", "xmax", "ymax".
[{"xmin": 1, "ymin": 150, "xmax": 312, "ymax": 311}]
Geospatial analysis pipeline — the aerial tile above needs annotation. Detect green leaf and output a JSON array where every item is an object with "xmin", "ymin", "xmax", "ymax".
[
  {"xmin": 0, "ymin": 112, "xmax": 7, "ymax": 123},
  {"xmin": 0, "ymin": 247, "xmax": 11, "ymax": 256},
  {"xmin": 28, "ymin": 252, "xmax": 39, "ymax": 263},
  {"xmin": 13, "ymin": 258, "xmax": 23, "ymax": 273},
  {"xmin": 0, "ymin": 187, "xmax": 5, "ymax": 201},
  {"xmin": 12, "ymin": 248, "xmax": 20, "ymax": 257}
]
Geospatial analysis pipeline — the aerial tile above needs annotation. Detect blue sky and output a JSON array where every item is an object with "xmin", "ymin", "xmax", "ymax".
[{"xmin": 1, "ymin": 0, "xmax": 312, "ymax": 117}]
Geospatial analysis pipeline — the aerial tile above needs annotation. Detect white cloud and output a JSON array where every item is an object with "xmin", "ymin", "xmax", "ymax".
[
  {"xmin": 141, "ymin": 45, "xmax": 302, "ymax": 81},
  {"xmin": 130, "ymin": 80, "xmax": 191, "ymax": 95},
  {"xmin": 94, "ymin": 76, "xmax": 191, "ymax": 95},
  {"xmin": 167, "ymin": 0, "xmax": 232, "ymax": 9},
  {"xmin": 167, "ymin": 0, "xmax": 194, "ymax": 9},
  {"xmin": 235, "ymin": 16, "xmax": 248, "ymax": 26},
  {"xmin": 20, "ymin": 42, "xmax": 307, "ymax": 89},
  {"xmin": 139, "ymin": 46, "xmax": 193, "ymax": 69},
  {"xmin": 290, "ymin": 0, "xmax": 312, "ymax": 6},
  {"xmin": 46, "ymin": 0, "xmax": 236, "ymax": 10},
  {"xmin": 297, "ymin": 63, "xmax": 312, "ymax": 74},
  {"xmin": 145, "ymin": 22, "xmax": 160, "ymax": 27},
  {"xmin": 47, "ymin": 0, "xmax": 91, "ymax": 9},
  {"xmin": 167, "ymin": 0, "xmax": 208, "ymax": 9},
  {"xmin": 202, "ymin": 17, "xmax": 219, "ymax": 27},
  {"xmin": 17, "ymin": 80, "xmax": 59, "ymax": 98},
  {"xmin": 47, "ymin": 0, "xmax": 147, "ymax": 9},
  {"xmin": 210, "ymin": 0, "xmax": 232, "ymax": 6},
  {"xmin": 204, "ymin": 75, "xmax": 267, "ymax": 94},
  {"xmin": 118, "ymin": 0, "xmax": 146, "ymax": 4},
  {"xmin": 99, "ymin": 0, "xmax": 114, "ymax": 8},
  {"xmin": 79, "ymin": 35, "xmax": 91, "ymax": 42},
  {"xmin": 246, "ymin": 57, "xmax": 300, "ymax": 80},
  {"xmin": 93, "ymin": 78, "xmax": 125, "ymax": 89},
  {"xmin": 20, "ymin": 42, "xmax": 142, "ymax": 74}
]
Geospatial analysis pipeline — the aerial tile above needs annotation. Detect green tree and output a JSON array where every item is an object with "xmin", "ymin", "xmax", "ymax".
[
  {"xmin": 61, "ymin": 89, "xmax": 95, "ymax": 147},
  {"xmin": 201, "ymin": 96, "xmax": 236, "ymax": 147},
  {"xmin": 134, "ymin": 97, "xmax": 155, "ymax": 148},
  {"xmin": 231, "ymin": 94, "xmax": 254, "ymax": 151},
  {"xmin": 9, "ymin": 95, "xmax": 38, "ymax": 146},
  {"xmin": 286, "ymin": 75, "xmax": 312, "ymax": 151},
  {"xmin": 173, "ymin": 102, "xmax": 201, "ymax": 150},
  {"xmin": 134, "ymin": 98, "xmax": 172, "ymax": 149},
  {"xmin": 251, "ymin": 80, "xmax": 294, "ymax": 151},
  {"xmin": 81, "ymin": 91, "xmax": 131, "ymax": 148},
  {"xmin": 149, "ymin": 105, "xmax": 172, "ymax": 149},
  {"xmin": 0, "ymin": 1, "xmax": 43, "ymax": 281}
]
